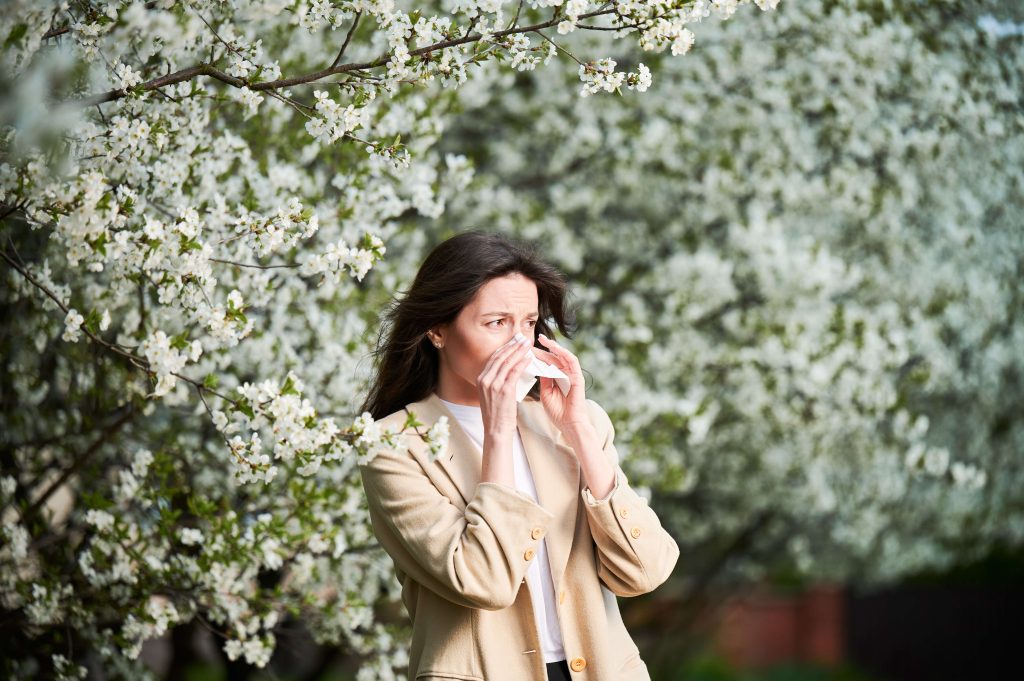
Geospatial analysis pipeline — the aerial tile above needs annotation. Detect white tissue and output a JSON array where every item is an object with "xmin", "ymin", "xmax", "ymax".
[{"xmin": 513, "ymin": 332, "xmax": 571, "ymax": 402}]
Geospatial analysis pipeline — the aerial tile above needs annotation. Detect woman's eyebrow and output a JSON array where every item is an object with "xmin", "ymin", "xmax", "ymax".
[{"xmin": 481, "ymin": 311, "xmax": 540, "ymax": 317}]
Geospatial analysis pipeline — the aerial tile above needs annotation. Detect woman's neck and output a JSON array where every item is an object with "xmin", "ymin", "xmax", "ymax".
[{"xmin": 434, "ymin": 373, "xmax": 480, "ymax": 407}]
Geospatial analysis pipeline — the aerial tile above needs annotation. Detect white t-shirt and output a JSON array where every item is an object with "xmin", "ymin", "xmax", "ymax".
[{"xmin": 439, "ymin": 397, "xmax": 566, "ymax": 664}]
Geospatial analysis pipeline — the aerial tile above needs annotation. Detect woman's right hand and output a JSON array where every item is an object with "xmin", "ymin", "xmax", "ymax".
[{"xmin": 478, "ymin": 335, "xmax": 534, "ymax": 436}]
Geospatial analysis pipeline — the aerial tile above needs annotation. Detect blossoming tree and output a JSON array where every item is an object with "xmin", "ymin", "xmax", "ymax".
[
  {"xmin": 434, "ymin": 0, "xmax": 1023, "ymax": 599},
  {"xmin": 0, "ymin": 0, "xmax": 782, "ymax": 678}
]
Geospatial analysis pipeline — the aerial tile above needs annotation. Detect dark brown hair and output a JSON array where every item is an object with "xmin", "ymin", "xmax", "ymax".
[{"xmin": 359, "ymin": 230, "xmax": 577, "ymax": 420}]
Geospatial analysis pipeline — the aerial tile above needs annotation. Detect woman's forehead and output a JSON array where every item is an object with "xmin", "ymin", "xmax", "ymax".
[{"xmin": 469, "ymin": 275, "xmax": 538, "ymax": 312}]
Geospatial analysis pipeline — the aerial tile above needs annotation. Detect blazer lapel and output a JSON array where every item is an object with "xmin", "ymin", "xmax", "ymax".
[
  {"xmin": 517, "ymin": 399, "xmax": 581, "ymax": 591},
  {"xmin": 403, "ymin": 393, "xmax": 480, "ymax": 509},
  {"xmin": 403, "ymin": 392, "xmax": 581, "ymax": 590}
]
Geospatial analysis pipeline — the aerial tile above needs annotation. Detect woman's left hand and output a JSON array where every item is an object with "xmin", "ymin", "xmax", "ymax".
[{"xmin": 533, "ymin": 333, "xmax": 591, "ymax": 434}]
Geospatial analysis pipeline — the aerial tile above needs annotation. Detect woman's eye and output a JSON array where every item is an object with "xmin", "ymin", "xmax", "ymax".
[{"xmin": 488, "ymin": 319, "xmax": 536, "ymax": 328}]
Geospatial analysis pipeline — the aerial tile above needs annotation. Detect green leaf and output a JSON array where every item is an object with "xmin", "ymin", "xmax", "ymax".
[
  {"xmin": 281, "ymin": 374, "xmax": 299, "ymax": 396},
  {"xmin": 187, "ymin": 495, "xmax": 215, "ymax": 516},
  {"xmin": 83, "ymin": 309, "xmax": 103, "ymax": 335},
  {"xmin": 90, "ymin": 232, "xmax": 108, "ymax": 256},
  {"xmin": 237, "ymin": 398, "xmax": 255, "ymax": 420},
  {"xmin": 178, "ymin": 235, "xmax": 203, "ymax": 252},
  {"xmin": 4, "ymin": 23, "xmax": 28, "ymax": 49}
]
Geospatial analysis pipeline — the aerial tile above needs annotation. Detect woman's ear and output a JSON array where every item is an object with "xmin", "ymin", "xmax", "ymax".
[{"xmin": 426, "ymin": 326, "xmax": 445, "ymax": 349}]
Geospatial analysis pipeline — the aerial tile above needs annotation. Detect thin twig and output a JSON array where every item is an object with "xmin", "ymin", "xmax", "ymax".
[
  {"xmin": 20, "ymin": 407, "xmax": 135, "ymax": 522},
  {"xmin": 508, "ymin": 0, "xmax": 525, "ymax": 31},
  {"xmin": 0, "ymin": 246, "xmax": 239, "ymax": 406},
  {"xmin": 577, "ymin": 22, "xmax": 639, "ymax": 32},
  {"xmin": 532, "ymin": 29, "xmax": 585, "ymax": 66},
  {"xmin": 331, "ymin": 11, "xmax": 362, "ymax": 69},
  {"xmin": 208, "ymin": 257, "xmax": 299, "ymax": 270}
]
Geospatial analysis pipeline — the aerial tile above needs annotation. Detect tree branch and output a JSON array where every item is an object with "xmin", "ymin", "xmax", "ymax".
[
  {"xmin": 0, "ymin": 244, "xmax": 238, "ymax": 407},
  {"xmin": 74, "ymin": 8, "xmax": 618, "ymax": 108},
  {"xmin": 20, "ymin": 406, "xmax": 135, "ymax": 522},
  {"xmin": 331, "ymin": 11, "xmax": 362, "ymax": 69},
  {"xmin": 207, "ymin": 257, "xmax": 300, "ymax": 270}
]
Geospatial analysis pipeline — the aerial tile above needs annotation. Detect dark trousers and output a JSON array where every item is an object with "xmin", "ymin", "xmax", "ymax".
[{"xmin": 546, "ymin": 659, "xmax": 571, "ymax": 681}]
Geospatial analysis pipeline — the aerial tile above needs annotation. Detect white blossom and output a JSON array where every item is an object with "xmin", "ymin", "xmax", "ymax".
[
  {"xmin": 84, "ymin": 509, "xmax": 115, "ymax": 532},
  {"xmin": 180, "ymin": 528, "xmax": 203, "ymax": 546},
  {"xmin": 425, "ymin": 415, "xmax": 450, "ymax": 463},
  {"xmin": 111, "ymin": 58, "xmax": 143, "ymax": 93},
  {"xmin": 62, "ymin": 308, "xmax": 84, "ymax": 342}
]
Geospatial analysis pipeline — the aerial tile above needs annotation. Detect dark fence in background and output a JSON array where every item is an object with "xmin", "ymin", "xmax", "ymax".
[{"xmin": 689, "ymin": 545, "xmax": 1024, "ymax": 681}]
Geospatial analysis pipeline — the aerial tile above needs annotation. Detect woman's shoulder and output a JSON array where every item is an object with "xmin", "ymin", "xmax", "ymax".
[
  {"xmin": 582, "ymin": 398, "xmax": 614, "ymax": 438},
  {"xmin": 358, "ymin": 405, "xmax": 430, "ymax": 470},
  {"xmin": 375, "ymin": 406, "xmax": 426, "ymax": 439},
  {"xmin": 375, "ymin": 393, "xmax": 439, "ymax": 434},
  {"xmin": 377, "ymin": 406, "xmax": 411, "ymax": 429}
]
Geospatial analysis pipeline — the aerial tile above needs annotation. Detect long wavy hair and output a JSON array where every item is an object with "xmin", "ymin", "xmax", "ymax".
[{"xmin": 359, "ymin": 230, "xmax": 578, "ymax": 420}]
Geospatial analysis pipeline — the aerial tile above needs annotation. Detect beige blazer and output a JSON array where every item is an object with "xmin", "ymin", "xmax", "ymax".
[{"xmin": 358, "ymin": 392, "xmax": 680, "ymax": 681}]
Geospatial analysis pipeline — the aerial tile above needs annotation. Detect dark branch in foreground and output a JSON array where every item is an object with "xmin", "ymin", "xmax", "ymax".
[{"xmin": 74, "ymin": 8, "xmax": 619, "ymax": 107}]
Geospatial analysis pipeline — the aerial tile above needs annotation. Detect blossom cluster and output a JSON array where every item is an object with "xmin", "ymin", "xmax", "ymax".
[{"xmin": 578, "ymin": 58, "xmax": 653, "ymax": 96}]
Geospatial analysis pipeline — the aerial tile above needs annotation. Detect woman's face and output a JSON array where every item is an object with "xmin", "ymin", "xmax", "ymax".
[{"xmin": 429, "ymin": 272, "xmax": 539, "ymax": 404}]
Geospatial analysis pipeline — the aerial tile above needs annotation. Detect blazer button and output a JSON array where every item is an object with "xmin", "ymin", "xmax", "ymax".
[
  {"xmin": 531, "ymin": 527, "xmax": 544, "ymax": 540},
  {"xmin": 570, "ymin": 656, "xmax": 587, "ymax": 672},
  {"xmin": 524, "ymin": 548, "xmax": 535, "ymax": 561},
  {"xmin": 630, "ymin": 526, "xmax": 642, "ymax": 538},
  {"xmin": 619, "ymin": 507, "xmax": 629, "ymax": 519}
]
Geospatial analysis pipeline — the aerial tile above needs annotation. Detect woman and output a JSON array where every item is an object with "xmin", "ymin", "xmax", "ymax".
[{"xmin": 358, "ymin": 231, "xmax": 680, "ymax": 681}]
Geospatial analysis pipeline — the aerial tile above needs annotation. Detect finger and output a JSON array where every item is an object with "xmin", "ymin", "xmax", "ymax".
[
  {"xmin": 481, "ymin": 336, "xmax": 527, "ymax": 379},
  {"xmin": 537, "ymin": 333, "xmax": 569, "ymax": 357},
  {"xmin": 481, "ymin": 337, "xmax": 530, "ymax": 388},
  {"xmin": 494, "ymin": 340, "xmax": 534, "ymax": 389},
  {"xmin": 539, "ymin": 334, "xmax": 581, "ymax": 371},
  {"xmin": 538, "ymin": 333, "xmax": 571, "ymax": 356},
  {"xmin": 531, "ymin": 347, "xmax": 559, "ymax": 364},
  {"xmin": 537, "ymin": 337, "xmax": 579, "ymax": 375},
  {"xmin": 496, "ymin": 337, "xmax": 533, "ymax": 373}
]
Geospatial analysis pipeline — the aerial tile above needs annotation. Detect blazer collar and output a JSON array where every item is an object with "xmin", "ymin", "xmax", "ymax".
[{"xmin": 403, "ymin": 391, "xmax": 581, "ymax": 589}]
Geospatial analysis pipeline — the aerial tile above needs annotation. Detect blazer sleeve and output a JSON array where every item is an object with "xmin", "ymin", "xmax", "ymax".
[
  {"xmin": 579, "ymin": 398, "xmax": 680, "ymax": 597},
  {"xmin": 358, "ymin": 439, "xmax": 555, "ymax": 611}
]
